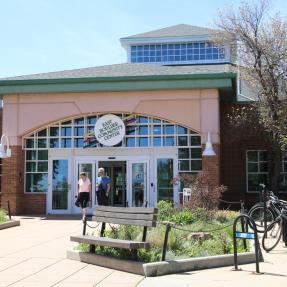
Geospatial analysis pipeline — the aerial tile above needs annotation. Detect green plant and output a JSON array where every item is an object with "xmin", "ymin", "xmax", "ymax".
[
  {"xmin": 156, "ymin": 200, "xmax": 174, "ymax": 221},
  {"xmin": 170, "ymin": 209, "xmax": 194, "ymax": 225},
  {"xmin": 0, "ymin": 209, "xmax": 8, "ymax": 223}
]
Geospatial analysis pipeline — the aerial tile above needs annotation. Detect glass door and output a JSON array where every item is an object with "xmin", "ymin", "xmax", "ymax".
[
  {"xmin": 74, "ymin": 160, "xmax": 96, "ymax": 213},
  {"xmin": 98, "ymin": 161, "xmax": 126, "ymax": 207},
  {"xmin": 128, "ymin": 160, "xmax": 149, "ymax": 207},
  {"xmin": 48, "ymin": 158, "xmax": 71, "ymax": 214},
  {"xmin": 156, "ymin": 156, "xmax": 178, "ymax": 204}
]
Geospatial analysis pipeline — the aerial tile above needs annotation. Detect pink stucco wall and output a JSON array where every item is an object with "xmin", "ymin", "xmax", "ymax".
[{"xmin": 3, "ymin": 89, "xmax": 219, "ymax": 145}]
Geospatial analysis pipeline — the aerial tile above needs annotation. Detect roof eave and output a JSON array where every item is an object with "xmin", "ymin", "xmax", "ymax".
[{"xmin": 0, "ymin": 73, "xmax": 236, "ymax": 95}]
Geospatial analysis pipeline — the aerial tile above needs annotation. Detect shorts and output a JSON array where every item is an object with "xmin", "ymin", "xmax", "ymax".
[
  {"xmin": 96, "ymin": 192, "xmax": 109, "ymax": 206},
  {"xmin": 78, "ymin": 192, "xmax": 90, "ymax": 208}
]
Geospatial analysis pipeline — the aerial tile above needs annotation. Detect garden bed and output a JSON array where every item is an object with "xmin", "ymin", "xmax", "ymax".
[
  {"xmin": 67, "ymin": 249, "xmax": 259, "ymax": 276},
  {"xmin": 0, "ymin": 220, "xmax": 20, "ymax": 230}
]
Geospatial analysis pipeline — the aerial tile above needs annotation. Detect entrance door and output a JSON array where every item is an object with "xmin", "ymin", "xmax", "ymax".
[
  {"xmin": 128, "ymin": 160, "xmax": 149, "ymax": 207},
  {"xmin": 74, "ymin": 161, "xmax": 96, "ymax": 213},
  {"xmin": 98, "ymin": 161, "xmax": 126, "ymax": 207},
  {"xmin": 47, "ymin": 158, "xmax": 71, "ymax": 214}
]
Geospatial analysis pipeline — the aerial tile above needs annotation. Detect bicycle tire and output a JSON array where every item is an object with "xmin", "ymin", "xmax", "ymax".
[
  {"xmin": 248, "ymin": 204, "xmax": 275, "ymax": 233},
  {"xmin": 262, "ymin": 219, "xmax": 282, "ymax": 252}
]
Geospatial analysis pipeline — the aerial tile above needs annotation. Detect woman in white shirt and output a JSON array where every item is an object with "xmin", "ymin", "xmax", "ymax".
[{"xmin": 77, "ymin": 171, "xmax": 92, "ymax": 220}]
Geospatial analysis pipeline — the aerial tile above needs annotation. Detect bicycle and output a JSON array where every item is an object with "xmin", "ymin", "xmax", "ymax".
[
  {"xmin": 248, "ymin": 190, "xmax": 287, "ymax": 232},
  {"xmin": 262, "ymin": 206, "xmax": 287, "ymax": 252}
]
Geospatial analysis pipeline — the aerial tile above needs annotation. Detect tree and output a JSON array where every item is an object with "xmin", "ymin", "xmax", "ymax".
[{"xmin": 215, "ymin": 0, "xmax": 287, "ymax": 193}]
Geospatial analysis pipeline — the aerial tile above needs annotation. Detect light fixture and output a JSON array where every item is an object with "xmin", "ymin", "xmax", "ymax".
[
  {"xmin": 0, "ymin": 134, "xmax": 11, "ymax": 158},
  {"xmin": 202, "ymin": 131, "xmax": 216, "ymax": 156}
]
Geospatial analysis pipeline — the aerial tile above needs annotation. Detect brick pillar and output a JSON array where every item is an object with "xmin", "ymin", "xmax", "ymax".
[
  {"xmin": 1, "ymin": 146, "xmax": 25, "ymax": 215},
  {"xmin": 202, "ymin": 143, "xmax": 220, "ymax": 187}
]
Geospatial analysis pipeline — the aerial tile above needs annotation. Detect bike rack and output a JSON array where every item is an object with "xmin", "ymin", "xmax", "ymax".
[{"xmin": 233, "ymin": 214, "xmax": 262, "ymax": 274}]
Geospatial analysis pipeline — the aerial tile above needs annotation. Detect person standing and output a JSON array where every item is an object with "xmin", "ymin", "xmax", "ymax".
[
  {"xmin": 96, "ymin": 167, "xmax": 111, "ymax": 206},
  {"xmin": 77, "ymin": 171, "xmax": 92, "ymax": 220}
]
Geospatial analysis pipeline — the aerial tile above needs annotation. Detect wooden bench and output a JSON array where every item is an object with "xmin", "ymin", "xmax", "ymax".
[{"xmin": 70, "ymin": 206, "xmax": 158, "ymax": 260}]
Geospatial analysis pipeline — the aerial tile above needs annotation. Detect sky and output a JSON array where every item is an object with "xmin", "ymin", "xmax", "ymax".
[{"xmin": 0, "ymin": 0, "xmax": 286, "ymax": 78}]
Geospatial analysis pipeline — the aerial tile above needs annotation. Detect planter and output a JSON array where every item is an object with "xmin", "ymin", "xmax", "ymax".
[
  {"xmin": 0, "ymin": 220, "xmax": 20, "ymax": 230},
  {"xmin": 67, "ymin": 250, "xmax": 260, "ymax": 277}
]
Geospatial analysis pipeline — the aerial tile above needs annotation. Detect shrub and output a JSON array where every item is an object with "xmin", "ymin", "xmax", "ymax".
[
  {"xmin": 156, "ymin": 200, "xmax": 174, "ymax": 221},
  {"xmin": 0, "ymin": 209, "xmax": 8, "ymax": 223},
  {"xmin": 170, "ymin": 209, "xmax": 195, "ymax": 225},
  {"xmin": 189, "ymin": 172, "xmax": 227, "ymax": 210}
]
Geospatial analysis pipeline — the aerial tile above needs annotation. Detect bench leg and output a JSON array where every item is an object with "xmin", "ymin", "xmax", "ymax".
[
  {"xmin": 89, "ymin": 244, "xmax": 95, "ymax": 253},
  {"xmin": 131, "ymin": 249, "xmax": 138, "ymax": 261}
]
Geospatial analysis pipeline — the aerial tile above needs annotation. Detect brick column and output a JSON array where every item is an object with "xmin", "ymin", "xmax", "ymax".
[
  {"xmin": 1, "ymin": 146, "xmax": 25, "ymax": 214},
  {"xmin": 202, "ymin": 143, "xmax": 220, "ymax": 187}
]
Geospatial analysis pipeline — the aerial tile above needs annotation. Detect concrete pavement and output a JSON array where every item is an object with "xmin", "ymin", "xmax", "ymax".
[
  {"xmin": 0, "ymin": 215, "xmax": 286, "ymax": 287},
  {"xmin": 0, "ymin": 216, "xmax": 142, "ymax": 287}
]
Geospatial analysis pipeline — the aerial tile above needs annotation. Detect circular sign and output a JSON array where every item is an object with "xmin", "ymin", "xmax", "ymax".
[{"xmin": 94, "ymin": 114, "xmax": 126, "ymax": 146}]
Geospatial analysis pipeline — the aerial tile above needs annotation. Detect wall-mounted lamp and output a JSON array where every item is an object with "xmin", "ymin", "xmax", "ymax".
[
  {"xmin": 0, "ymin": 134, "xmax": 12, "ymax": 158},
  {"xmin": 202, "ymin": 131, "xmax": 216, "ymax": 156}
]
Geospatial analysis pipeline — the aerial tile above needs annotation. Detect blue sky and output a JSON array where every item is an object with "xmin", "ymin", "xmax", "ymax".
[{"xmin": 0, "ymin": 0, "xmax": 286, "ymax": 77}]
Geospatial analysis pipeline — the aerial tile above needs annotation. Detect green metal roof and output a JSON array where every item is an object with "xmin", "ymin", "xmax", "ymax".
[{"xmin": 0, "ymin": 63, "xmax": 236, "ymax": 94}]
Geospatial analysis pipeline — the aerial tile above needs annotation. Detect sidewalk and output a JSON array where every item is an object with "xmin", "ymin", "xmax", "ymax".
[
  {"xmin": 0, "ymin": 216, "xmax": 286, "ymax": 287},
  {"xmin": 0, "ymin": 216, "xmax": 142, "ymax": 287}
]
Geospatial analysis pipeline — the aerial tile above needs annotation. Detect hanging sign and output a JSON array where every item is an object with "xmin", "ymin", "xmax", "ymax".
[{"xmin": 94, "ymin": 114, "xmax": 126, "ymax": 146}]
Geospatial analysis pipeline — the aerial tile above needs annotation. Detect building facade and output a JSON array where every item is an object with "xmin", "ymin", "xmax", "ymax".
[{"xmin": 0, "ymin": 24, "xmax": 285, "ymax": 215}]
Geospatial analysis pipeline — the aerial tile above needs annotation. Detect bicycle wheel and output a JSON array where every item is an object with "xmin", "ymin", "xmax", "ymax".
[
  {"xmin": 262, "ymin": 219, "xmax": 282, "ymax": 252},
  {"xmin": 248, "ymin": 204, "xmax": 275, "ymax": 232}
]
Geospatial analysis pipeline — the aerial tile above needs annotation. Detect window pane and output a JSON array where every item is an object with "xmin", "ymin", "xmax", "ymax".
[
  {"xmin": 26, "ymin": 173, "xmax": 48, "ymax": 193},
  {"xmin": 139, "ymin": 137, "xmax": 148, "ymax": 147},
  {"xmin": 62, "ymin": 120, "xmax": 72, "ymax": 125},
  {"xmin": 37, "ymin": 139, "xmax": 47, "ymax": 148},
  {"xmin": 87, "ymin": 116, "xmax": 97, "ymax": 125},
  {"xmin": 248, "ymin": 151, "xmax": 258, "ymax": 162},
  {"xmin": 74, "ymin": 127, "xmax": 84, "ymax": 137},
  {"xmin": 139, "ymin": 126, "xmax": 148, "ymax": 135},
  {"xmin": 178, "ymin": 126, "xmax": 187, "ymax": 134},
  {"xmin": 26, "ymin": 162, "xmax": 36, "ymax": 172},
  {"xmin": 164, "ymin": 125, "xmax": 174, "ymax": 134},
  {"xmin": 248, "ymin": 174, "xmax": 268, "ymax": 192},
  {"xmin": 152, "ymin": 118, "xmax": 161, "ymax": 123},
  {"xmin": 50, "ymin": 127, "xmax": 59, "ymax": 137},
  {"xmin": 74, "ymin": 118, "xmax": 84, "ymax": 125},
  {"xmin": 38, "ymin": 162, "xmax": 48, "ymax": 172},
  {"xmin": 248, "ymin": 162, "xmax": 258, "ymax": 172},
  {"xmin": 139, "ymin": 116, "xmax": 148, "ymax": 123},
  {"xmin": 259, "ymin": 162, "xmax": 268, "ymax": 172},
  {"xmin": 164, "ymin": 137, "xmax": 175, "ymax": 146},
  {"xmin": 61, "ymin": 127, "xmax": 72, "ymax": 137},
  {"xmin": 178, "ymin": 136, "xmax": 188, "ymax": 146},
  {"xmin": 126, "ymin": 138, "xmax": 135, "ymax": 147},
  {"xmin": 190, "ymin": 148, "xmax": 202, "ymax": 158},
  {"xmin": 26, "ymin": 139, "xmax": 34, "ymax": 148},
  {"xmin": 179, "ymin": 160, "xmax": 190, "ymax": 171},
  {"xmin": 50, "ymin": 139, "xmax": 59, "ymax": 148},
  {"xmin": 37, "ymin": 129, "xmax": 47, "ymax": 137},
  {"xmin": 259, "ymin": 151, "xmax": 268, "ymax": 161},
  {"xmin": 153, "ymin": 137, "xmax": 161, "ymax": 146},
  {"xmin": 190, "ymin": 136, "xmax": 201, "ymax": 146},
  {"xmin": 178, "ymin": 148, "xmax": 189, "ymax": 159},
  {"xmin": 190, "ymin": 160, "xmax": 202, "ymax": 171},
  {"xmin": 126, "ymin": 127, "xmax": 136, "ymax": 135},
  {"xmin": 61, "ymin": 138, "xmax": 72, "ymax": 148},
  {"xmin": 74, "ymin": 138, "xmax": 84, "ymax": 148},
  {"xmin": 38, "ymin": 150, "xmax": 48, "ymax": 160},
  {"xmin": 153, "ymin": 125, "xmax": 161, "ymax": 135},
  {"xmin": 26, "ymin": 150, "xmax": 36, "ymax": 160}
]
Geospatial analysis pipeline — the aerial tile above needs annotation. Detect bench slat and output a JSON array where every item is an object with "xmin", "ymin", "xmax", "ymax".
[
  {"xmin": 94, "ymin": 206, "xmax": 158, "ymax": 214},
  {"xmin": 92, "ymin": 216, "xmax": 156, "ymax": 227},
  {"xmin": 94, "ymin": 210, "xmax": 157, "ymax": 221},
  {"xmin": 70, "ymin": 235, "xmax": 150, "ymax": 249}
]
